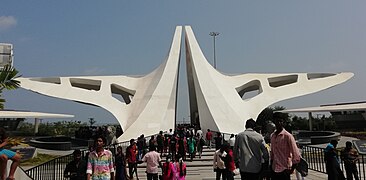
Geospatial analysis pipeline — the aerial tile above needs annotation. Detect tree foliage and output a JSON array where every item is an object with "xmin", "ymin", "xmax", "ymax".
[
  {"xmin": 89, "ymin": 118, "xmax": 96, "ymax": 126},
  {"xmin": 18, "ymin": 121, "xmax": 86, "ymax": 136},
  {"xmin": 0, "ymin": 65, "xmax": 21, "ymax": 109},
  {"xmin": 256, "ymin": 106, "xmax": 289, "ymax": 132}
]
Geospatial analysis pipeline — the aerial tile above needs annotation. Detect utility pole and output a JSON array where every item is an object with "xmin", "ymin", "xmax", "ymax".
[{"xmin": 209, "ymin": 32, "xmax": 220, "ymax": 69}]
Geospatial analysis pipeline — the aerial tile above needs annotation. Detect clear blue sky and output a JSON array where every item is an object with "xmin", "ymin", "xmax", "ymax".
[{"xmin": 1, "ymin": 1, "xmax": 365, "ymax": 125}]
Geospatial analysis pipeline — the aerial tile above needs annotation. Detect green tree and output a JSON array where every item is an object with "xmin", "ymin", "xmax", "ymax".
[
  {"xmin": 89, "ymin": 118, "xmax": 96, "ymax": 126},
  {"xmin": 291, "ymin": 116, "xmax": 309, "ymax": 130},
  {"xmin": 256, "ymin": 107, "xmax": 274, "ymax": 129},
  {"xmin": 0, "ymin": 65, "xmax": 21, "ymax": 109},
  {"xmin": 36, "ymin": 121, "xmax": 86, "ymax": 136},
  {"xmin": 256, "ymin": 106, "xmax": 289, "ymax": 132}
]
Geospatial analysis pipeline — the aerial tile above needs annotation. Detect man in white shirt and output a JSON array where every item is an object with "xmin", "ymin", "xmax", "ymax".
[{"xmin": 142, "ymin": 146, "xmax": 162, "ymax": 180}]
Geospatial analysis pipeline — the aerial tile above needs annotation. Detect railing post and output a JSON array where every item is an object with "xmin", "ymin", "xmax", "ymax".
[{"xmin": 54, "ymin": 159, "xmax": 56, "ymax": 180}]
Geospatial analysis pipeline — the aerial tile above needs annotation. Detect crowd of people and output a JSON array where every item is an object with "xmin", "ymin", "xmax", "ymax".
[
  {"xmin": 123, "ymin": 125, "xmax": 203, "ymax": 180},
  {"xmin": 64, "ymin": 125, "xmax": 198, "ymax": 180},
  {"xmin": 0, "ymin": 111, "xmax": 362, "ymax": 180},
  {"xmin": 213, "ymin": 112, "xmax": 361, "ymax": 180}
]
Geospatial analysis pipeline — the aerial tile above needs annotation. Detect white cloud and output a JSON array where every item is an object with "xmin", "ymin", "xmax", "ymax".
[{"xmin": 0, "ymin": 16, "xmax": 17, "ymax": 31}]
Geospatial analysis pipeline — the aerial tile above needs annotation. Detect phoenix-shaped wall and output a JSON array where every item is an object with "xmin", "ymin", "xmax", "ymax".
[
  {"xmin": 18, "ymin": 26, "xmax": 182, "ymax": 142},
  {"xmin": 184, "ymin": 26, "xmax": 353, "ymax": 134}
]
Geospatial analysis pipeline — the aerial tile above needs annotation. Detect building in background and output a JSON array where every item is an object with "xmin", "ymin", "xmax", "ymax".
[{"xmin": 0, "ymin": 43, "xmax": 13, "ymax": 67}]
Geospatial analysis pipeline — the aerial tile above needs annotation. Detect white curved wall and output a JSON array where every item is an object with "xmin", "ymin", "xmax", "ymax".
[
  {"xmin": 18, "ymin": 26, "xmax": 182, "ymax": 142},
  {"xmin": 185, "ymin": 26, "xmax": 353, "ymax": 134}
]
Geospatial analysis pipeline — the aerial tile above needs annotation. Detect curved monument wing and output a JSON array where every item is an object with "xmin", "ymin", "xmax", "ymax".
[
  {"xmin": 18, "ymin": 26, "xmax": 182, "ymax": 142},
  {"xmin": 184, "ymin": 26, "xmax": 353, "ymax": 134}
]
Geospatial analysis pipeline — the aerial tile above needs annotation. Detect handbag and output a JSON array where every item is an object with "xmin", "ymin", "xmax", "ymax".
[
  {"xmin": 232, "ymin": 168, "xmax": 240, "ymax": 176},
  {"xmin": 295, "ymin": 157, "xmax": 308, "ymax": 177}
]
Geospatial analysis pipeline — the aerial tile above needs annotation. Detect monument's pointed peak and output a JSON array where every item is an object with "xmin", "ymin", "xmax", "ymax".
[{"xmin": 184, "ymin": 26, "xmax": 354, "ymax": 135}]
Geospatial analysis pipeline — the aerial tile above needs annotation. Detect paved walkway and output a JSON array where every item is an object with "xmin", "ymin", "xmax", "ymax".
[
  {"xmin": 130, "ymin": 147, "xmax": 329, "ymax": 179},
  {"xmin": 131, "ymin": 166, "xmax": 327, "ymax": 179}
]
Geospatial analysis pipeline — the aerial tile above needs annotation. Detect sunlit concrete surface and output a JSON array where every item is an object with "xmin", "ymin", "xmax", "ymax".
[
  {"xmin": 18, "ymin": 26, "xmax": 182, "ymax": 142},
  {"xmin": 184, "ymin": 25, "xmax": 353, "ymax": 135}
]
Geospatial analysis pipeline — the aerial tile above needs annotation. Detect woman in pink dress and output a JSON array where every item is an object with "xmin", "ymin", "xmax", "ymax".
[
  {"xmin": 174, "ymin": 155, "xmax": 186, "ymax": 180},
  {"xmin": 162, "ymin": 155, "xmax": 175, "ymax": 180}
]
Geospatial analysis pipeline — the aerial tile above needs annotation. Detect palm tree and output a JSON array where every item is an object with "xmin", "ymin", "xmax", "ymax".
[{"xmin": 0, "ymin": 64, "xmax": 21, "ymax": 109}]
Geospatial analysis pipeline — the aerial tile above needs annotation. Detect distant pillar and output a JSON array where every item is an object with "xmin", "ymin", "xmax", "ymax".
[
  {"xmin": 308, "ymin": 112, "xmax": 313, "ymax": 131},
  {"xmin": 34, "ymin": 118, "xmax": 40, "ymax": 134}
]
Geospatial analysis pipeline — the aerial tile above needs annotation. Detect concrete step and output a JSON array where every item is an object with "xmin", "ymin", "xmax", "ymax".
[
  {"xmin": 131, "ymin": 165, "xmax": 242, "ymax": 180},
  {"xmin": 132, "ymin": 146, "xmax": 217, "ymax": 170}
]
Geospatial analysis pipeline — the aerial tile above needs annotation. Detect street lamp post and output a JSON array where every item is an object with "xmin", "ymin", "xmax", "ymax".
[{"xmin": 209, "ymin": 32, "xmax": 220, "ymax": 69}]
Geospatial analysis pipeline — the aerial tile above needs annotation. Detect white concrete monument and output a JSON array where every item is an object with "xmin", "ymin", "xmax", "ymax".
[
  {"xmin": 184, "ymin": 26, "xmax": 353, "ymax": 134},
  {"xmin": 18, "ymin": 26, "xmax": 353, "ymax": 140},
  {"xmin": 18, "ymin": 26, "xmax": 182, "ymax": 142}
]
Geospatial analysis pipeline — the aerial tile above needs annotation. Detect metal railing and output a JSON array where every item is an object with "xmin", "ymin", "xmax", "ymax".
[
  {"xmin": 25, "ymin": 154, "xmax": 75, "ymax": 180},
  {"xmin": 24, "ymin": 134, "xmax": 159, "ymax": 180},
  {"xmin": 24, "ymin": 133, "xmax": 366, "ymax": 180},
  {"xmin": 303, "ymin": 146, "xmax": 366, "ymax": 180},
  {"xmin": 24, "ymin": 141, "xmax": 130, "ymax": 180}
]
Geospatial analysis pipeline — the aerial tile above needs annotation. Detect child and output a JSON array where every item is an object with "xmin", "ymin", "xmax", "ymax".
[{"xmin": 0, "ymin": 128, "xmax": 21, "ymax": 180}]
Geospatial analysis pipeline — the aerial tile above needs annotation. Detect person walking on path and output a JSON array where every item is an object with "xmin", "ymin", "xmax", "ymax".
[
  {"xmin": 115, "ymin": 146, "xmax": 129, "ymax": 180},
  {"xmin": 137, "ymin": 134, "xmax": 146, "ymax": 161},
  {"xmin": 149, "ymin": 135, "xmax": 157, "ymax": 151},
  {"xmin": 219, "ymin": 143, "xmax": 236, "ymax": 180},
  {"xmin": 234, "ymin": 119, "xmax": 269, "ymax": 180},
  {"xmin": 177, "ymin": 135, "xmax": 187, "ymax": 161},
  {"xmin": 161, "ymin": 154, "xmax": 175, "ymax": 180},
  {"xmin": 213, "ymin": 145, "xmax": 227, "ymax": 180},
  {"xmin": 270, "ymin": 112, "xmax": 300, "ymax": 180},
  {"xmin": 174, "ymin": 155, "xmax": 186, "ymax": 180},
  {"xmin": 197, "ymin": 133, "xmax": 205, "ymax": 159},
  {"xmin": 187, "ymin": 135, "xmax": 196, "ymax": 162},
  {"xmin": 157, "ymin": 131, "xmax": 165, "ymax": 155},
  {"xmin": 64, "ymin": 149, "xmax": 87, "ymax": 180},
  {"xmin": 142, "ymin": 146, "xmax": 162, "ymax": 180},
  {"xmin": 126, "ymin": 139, "xmax": 139, "ymax": 180},
  {"xmin": 206, "ymin": 129, "xmax": 213, "ymax": 149},
  {"xmin": 169, "ymin": 134, "xmax": 178, "ymax": 160},
  {"xmin": 87, "ymin": 136, "xmax": 115, "ymax": 180},
  {"xmin": 341, "ymin": 141, "xmax": 359, "ymax": 180},
  {"xmin": 325, "ymin": 140, "xmax": 345, "ymax": 180},
  {"xmin": 0, "ymin": 127, "xmax": 21, "ymax": 180},
  {"xmin": 214, "ymin": 132, "xmax": 223, "ymax": 150}
]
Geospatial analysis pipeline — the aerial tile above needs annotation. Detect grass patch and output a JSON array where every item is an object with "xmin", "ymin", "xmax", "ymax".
[{"xmin": 20, "ymin": 153, "xmax": 61, "ymax": 166}]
